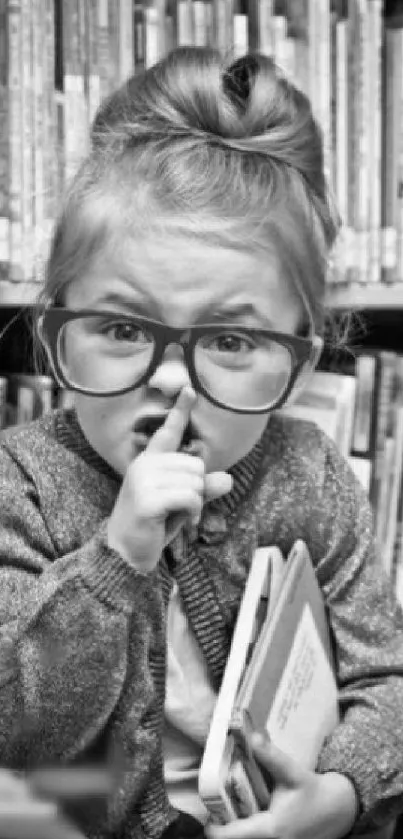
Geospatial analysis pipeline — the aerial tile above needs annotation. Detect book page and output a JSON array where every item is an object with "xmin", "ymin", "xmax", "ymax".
[{"xmin": 265, "ymin": 604, "xmax": 338, "ymax": 768}]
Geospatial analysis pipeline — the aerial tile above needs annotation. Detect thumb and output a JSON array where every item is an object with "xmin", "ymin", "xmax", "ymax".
[
  {"xmin": 251, "ymin": 732, "xmax": 304, "ymax": 788},
  {"xmin": 204, "ymin": 471, "xmax": 233, "ymax": 502}
]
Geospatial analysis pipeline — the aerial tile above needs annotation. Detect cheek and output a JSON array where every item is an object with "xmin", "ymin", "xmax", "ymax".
[
  {"xmin": 208, "ymin": 411, "xmax": 269, "ymax": 470},
  {"xmin": 73, "ymin": 394, "xmax": 134, "ymax": 456}
]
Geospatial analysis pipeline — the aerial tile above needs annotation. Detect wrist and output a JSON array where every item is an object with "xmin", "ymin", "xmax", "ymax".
[
  {"xmin": 106, "ymin": 521, "xmax": 156, "ymax": 575},
  {"xmin": 316, "ymin": 771, "xmax": 359, "ymax": 838}
]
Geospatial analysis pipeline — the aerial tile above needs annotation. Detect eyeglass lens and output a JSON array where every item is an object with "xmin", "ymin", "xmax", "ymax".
[{"xmin": 57, "ymin": 315, "xmax": 293, "ymax": 410}]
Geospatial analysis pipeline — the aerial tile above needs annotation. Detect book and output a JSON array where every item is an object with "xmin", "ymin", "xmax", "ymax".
[
  {"xmin": 198, "ymin": 540, "xmax": 339, "ymax": 824},
  {"xmin": 197, "ymin": 544, "xmax": 285, "ymax": 823},
  {"xmin": 348, "ymin": 455, "xmax": 372, "ymax": 493},
  {"xmin": 383, "ymin": 404, "xmax": 403, "ymax": 576},
  {"xmin": 281, "ymin": 370, "xmax": 357, "ymax": 458},
  {"xmin": 351, "ymin": 353, "xmax": 377, "ymax": 456},
  {"xmin": 382, "ymin": 21, "xmax": 403, "ymax": 284}
]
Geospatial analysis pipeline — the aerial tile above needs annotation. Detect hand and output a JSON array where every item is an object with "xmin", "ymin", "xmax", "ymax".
[
  {"xmin": 107, "ymin": 386, "xmax": 233, "ymax": 572},
  {"xmin": 206, "ymin": 733, "xmax": 359, "ymax": 839}
]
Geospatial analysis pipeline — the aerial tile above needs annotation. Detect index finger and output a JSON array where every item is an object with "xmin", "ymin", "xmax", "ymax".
[{"xmin": 146, "ymin": 386, "xmax": 197, "ymax": 454}]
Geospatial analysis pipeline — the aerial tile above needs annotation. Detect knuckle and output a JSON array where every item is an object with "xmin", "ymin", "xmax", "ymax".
[{"xmin": 191, "ymin": 456, "xmax": 206, "ymax": 475}]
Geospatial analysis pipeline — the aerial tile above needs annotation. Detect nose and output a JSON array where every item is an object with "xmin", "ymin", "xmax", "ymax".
[{"xmin": 147, "ymin": 344, "xmax": 192, "ymax": 398}]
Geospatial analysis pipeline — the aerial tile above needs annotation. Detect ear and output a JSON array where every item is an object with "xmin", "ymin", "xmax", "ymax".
[{"xmin": 310, "ymin": 334, "xmax": 324, "ymax": 367}]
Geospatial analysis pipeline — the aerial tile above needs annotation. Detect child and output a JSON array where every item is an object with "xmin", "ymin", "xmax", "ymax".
[{"xmin": 0, "ymin": 46, "xmax": 402, "ymax": 839}]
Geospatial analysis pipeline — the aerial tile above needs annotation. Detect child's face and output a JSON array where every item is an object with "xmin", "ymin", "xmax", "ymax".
[{"xmin": 64, "ymin": 230, "xmax": 303, "ymax": 477}]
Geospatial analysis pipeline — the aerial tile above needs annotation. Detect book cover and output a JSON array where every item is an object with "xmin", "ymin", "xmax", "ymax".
[
  {"xmin": 7, "ymin": 0, "xmax": 24, "ymax": 282},
  {"xmin": 258, "ymin": 0, "xmax": 274, "ymax": 56},
  {"xmin": 367, "ymin": 0, "xmax": 383, "ymax": 284},
  {"xmin": 381, "ymin": 23, "xmax": 402, "ymax": 283},
  {"xmin": 347, "ymin": 0, "xmax": 371, "ymax": 285},
  {"xmin": 198, "ymin": 541, "xmax": 338, "ymax": 824},
  {"xmin": 282, "ymin": 370, "xmax": 357, "ymax": 459},
  {"xmin": 370, "ymin": 350, "xmax": 398, "ymax": 522},
  {"xmin": 198, "ymin": 545, "xmax": 285, "ymax": 823},
  {"xmin": 383, "ymin": 404, "xmax": 403, "ymax": 576},
  {"xmin": 348, "ymin": 455, "xmax": 372, "ymax": 493},
  {"xmin": 0, "ymin": 0, "xmax": 10, "ymax": 280},
  {"xmin": 119, "ymin": 0, "xmax": 134, "ymax": 82},
  {"xmin": 351, "ymin": 353, "xmax": 377, "ymax": 457}
]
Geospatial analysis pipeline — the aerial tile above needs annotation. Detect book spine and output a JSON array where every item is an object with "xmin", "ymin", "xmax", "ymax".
[
  {"xmin": 286, "ymin": 1, "xmax": 311, "ymax": 102},
  {"xmin": 98, "ymin": 0, "xmax": 110, "ymax": 98},
  {"xmin": 247, "ymin": 0, "xmax": 259, "ymax": 53},
  {"xmin": 211, "ymin": 0, "xmax": 233, "ymax": 55},
  {"xmin": 43, "ymin": 0, "xmax": 57, "ymax": 241},
  {"xmin": 351, "ymin": 354, "xmax": 377, "ymax": 456},
  {"xmin": 87, "ymin": 0, "xmax": 101, "ymax": 125},
  {"xmin": 370, "ymin": 351, "xmax": 398, "ymax": 540},
  {"xmin": 367, "ymin": 0, "xmax": 383, "ymax": 284},
  {"xmin": 9, "ymin": 0, "xmax": 24, "ymax": 282},
  {"xmin": 62, "ymin": 0, "xmax": 78, "ymax": 183},
  {"xmin": 145, "ymin": 4, "xmax": 160, "ymax": 68},
  {"xmin": 176, "ymin": 0, "xmax": 194, "ymax": 46},
  {"xmin": 397, "ymin": 23, "xmax": 403, "ymax": 284},
  {"xmin": 32, "ymin": 0, "xmax": 45, "ymax": 282},
  {"xmin": 316, "ymin": 0, "xmax": 331, "ymax": 182},
  {"xmin": 329, "ymin": 7, "xmax": 338, "ymax": 202},
  {"xmin": 118, "ymin": 0, "xmax": 133, "ymax": 81},
  {"xmin": 233, "ymin": 1, "xmax": 248, "ymax": 59},
  {"xmin": 258, "ymin": 0, "xmax": 274, "ymax": 56},
  {"xmin": 22, "ymin": 0, "xmax": 35, "ymax": 282},
  {"xmin": 271, "ymin": 16, "xmax": 288, "ymax": 73},
  {"xmin": 381, "ymin": 26, "xmax": 400, "ymax": 282},
  {"xmin": 133, "ymin": 0, "xmax": 145, "ymax": 73},
  {"xmin": 0, "ymin": 0, "xmax": 9, "ymax": 279},
  {"xmin": 193, "ymin": 0, "xmax": 207, "ymax": 47},
  {"xmin": 349, "ymin": 0, "xmax": 371, "ymax": 285},
  {"xmin": 335, "ymin": 18, "xmax": 350, "ymax": 282},
  {"xmin": 307, "ymin": 0, "xmax": 318, "ymax": 119},
  {"xmin": 107, "ymin": 0, "xmax": 120, "ymax": 88},
  {"xmin": 383, "ymin": 403, "xmax": 403, "ymax": 577},
  {"xmin": 164, "ymin": 1, "xmax": 175, "ymax": 54}
]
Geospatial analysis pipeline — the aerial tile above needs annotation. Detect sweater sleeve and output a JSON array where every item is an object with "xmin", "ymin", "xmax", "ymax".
[
  {"xmin": 0, "ymin": 441, "xmax": 160, "ymax": 770},
  {"xmin": 311, "ymin": 433, "xmax": 403, "ymax": 833}
]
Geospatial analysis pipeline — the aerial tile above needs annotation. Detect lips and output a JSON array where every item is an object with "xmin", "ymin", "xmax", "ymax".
[{"xmin": 134, "ymin": 414, "xmax": 195, "ymax": 447}]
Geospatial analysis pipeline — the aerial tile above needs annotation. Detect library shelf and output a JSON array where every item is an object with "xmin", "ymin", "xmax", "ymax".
[
  {"xmin": 0, "ymin": 282, "xmax": 40, "ymax": 307},
  {"xmin": 326, "ymin": 282, "xmax": 403, "ymax": 310}
]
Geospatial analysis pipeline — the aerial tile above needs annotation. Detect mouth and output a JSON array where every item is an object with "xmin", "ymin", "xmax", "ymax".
[{"xmin": 133, "ymin": 415, "xmax": 196, "ymax": 448}]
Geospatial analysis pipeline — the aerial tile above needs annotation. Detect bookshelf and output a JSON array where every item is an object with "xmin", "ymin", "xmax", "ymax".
[
  {"xmin": 0, "ymin": 5, "xmax": 402, "ymax": 837},
  {"xmin": 1, "ymin": 0, "xmax": 403, "ymax": 460},
  {"xmin": 326, "ymin": 283, "xmax": 403, "ymax": 310}
]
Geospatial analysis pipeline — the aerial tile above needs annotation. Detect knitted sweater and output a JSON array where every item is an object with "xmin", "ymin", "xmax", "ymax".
[{"xmin": 0, "ymin": 408, "xmax": 402, "ymax": 839}]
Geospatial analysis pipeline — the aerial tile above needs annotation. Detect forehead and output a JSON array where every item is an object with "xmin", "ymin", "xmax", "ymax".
[{"xmin": 66, "ymin": 230, "xmax": 303, "ymax": 331}]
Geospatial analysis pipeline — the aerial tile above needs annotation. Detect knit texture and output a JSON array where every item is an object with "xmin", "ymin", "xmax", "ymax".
[{"xmin": 0, "ymin": 409, "xmax": 402, "ymax": 838}]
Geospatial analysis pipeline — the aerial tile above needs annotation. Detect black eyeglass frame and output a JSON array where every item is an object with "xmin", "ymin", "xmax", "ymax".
[{"xmin": 39, "ymin": 307, "xmax": 320, "ymax": 415}]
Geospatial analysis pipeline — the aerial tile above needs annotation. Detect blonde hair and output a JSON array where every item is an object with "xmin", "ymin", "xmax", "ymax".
[{"xmin": 37, "ymin": 47, "xmax": 341, "ymax": 336}]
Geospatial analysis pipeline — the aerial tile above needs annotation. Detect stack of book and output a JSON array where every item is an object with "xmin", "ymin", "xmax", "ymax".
[
  {"xmin": 281, "ymin": 356, "xmax": 403, "ymax": 601},
  {"xmin": 198, "ymin": 540, "xmax": 338, "ymax": 823},
  {"xmin": 0, "ymin": 372, "xmax": 74, "ymax": 432}
]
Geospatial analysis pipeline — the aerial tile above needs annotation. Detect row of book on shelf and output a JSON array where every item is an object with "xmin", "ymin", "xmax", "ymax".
[
  {"xmin": 1, "ymin": 0, "xmax": 403, "ymax": 290},
  {"xmin": 1, "ymin": 349, "xmax": 403, "ymax": 604},
  {"xmin": 283, "ymin": 350, "xmax": 403, "ymax": 607},
  {"xmin": 0, "ymin": 373, "xmax": 74, "ymax": 431}
]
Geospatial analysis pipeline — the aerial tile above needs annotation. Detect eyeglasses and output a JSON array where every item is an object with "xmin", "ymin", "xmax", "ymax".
[{"xmin": 39, "ymin": 307, "xmax": 322, "ymax": 414}]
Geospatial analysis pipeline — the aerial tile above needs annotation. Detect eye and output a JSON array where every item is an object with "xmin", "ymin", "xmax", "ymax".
[
  {"xmin": 209, "ymin": 332, "xmax": 255, "ymax": 353},
  {"xmin": 101, "ymin": 320, "xmax": 150, "ymax": 343}
]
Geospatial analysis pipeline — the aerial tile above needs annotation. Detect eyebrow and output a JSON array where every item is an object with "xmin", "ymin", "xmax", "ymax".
[{"xmin": 94, "ymin": 294, "xmax": 275, "ymax": 329}]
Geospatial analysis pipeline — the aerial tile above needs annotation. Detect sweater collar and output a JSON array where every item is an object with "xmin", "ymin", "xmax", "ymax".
[{"xmin": 55, "ymin": 407, "xmax": 268, "ymax": 516}]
